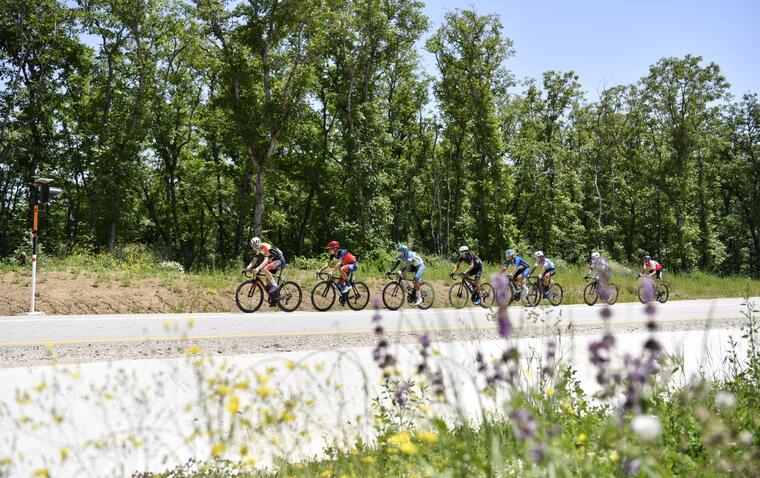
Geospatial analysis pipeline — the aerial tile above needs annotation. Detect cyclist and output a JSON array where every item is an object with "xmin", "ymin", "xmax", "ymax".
[
  {"xmin": 587, "ymin": 251, "xmax": 612, "ymax": 283},
  {"xmin": 242, "ymin": 237, "xmax": 287, "ymax": 303},
  {"xmin": 451, "ymin": 245, "xmax": 483, "ymax": 305},
  {"xmin": 316, "ymin": 240, "xmax": 357, "ymax": 298},
  {"xmin": 640, "ymin": 255, "xmax": 663, "ymax": 280},
  {"xmin": 533, "ymin": 251, "xmax": 556, "ymax": 290},
  {"xmin": 502, "ymin": 249, "xmax": 531, "ymax": 297},
  {"xmin": 387, "ymin": 244, "xmax": 425, "ymax": 306}
]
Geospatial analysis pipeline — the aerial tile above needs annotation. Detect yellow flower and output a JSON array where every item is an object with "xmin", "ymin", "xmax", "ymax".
[
  {"xmin": 545, "ymin": 386, "xmax": 555, "ymax": 397},
  {"xmin": 609, "ymin": 450, "xmax": 620, "ymax": 462},
  {"xmin": 243, "ymin": 457, "xmax": 257, "ymax": 467},
  {"xmin": 59, "ymin": 447, "xmax": 69, "ymax": 462},
  {"xmin": 361, "ymin": 456, "xmax": 376, "ymax": 464},
  {"xmin": 227, "ymin": 395, "xmax": 240, "ymax": 414},
  {"xmin": 256, "ymin": 373, "xmax": 271, "ymax": 385},
  {"xmin": 561, "ymin": 401, "xmax": 576, "ymax": 416},
  {"xmin": 257, "ymin": 385, "xmax": 274, "ymax": 398},
  {"xmin": 286, "ymin": 360, "xmax": 296, "ymax": 370},
  {"xmin": 186, "ymin": 346, "xmax": 202, "ymax": 356},
  {"xmin": 32, "ymin": 470, "xmax": 50, "ymax": 478},
  {"xmin": 216, "ymin": 385, "xmax": 231, "ymax": 395},
  {"xmin": 576, "ymin": 433, "xmax": 587, "ymax": 445},
  {"xmin": 280, "ymin": 411, "xmax": 295, "ymax": 422},
  {"xmin": 211, "ymin": 442, "xmax": 226, "ymax": 458},
  {"xmin": 187, "ymin": 317, "xmax": 196, "ymax": 328},
  {"xmin": 34, "ymin": 382, "xmax": 47, "ymax": 393},
  {"xmin": 239, "ymin": 444, "xmax": 249, "ymax": 456},
  {"xmin": 400, "ymin": 442, "xmax": 419, "ymax": 455},
  {"xmin": 388, "ymin": 431, "xmax": 411, "ymax": 445},
  {"xmin": 315, "ymin": 362, "xmax": 325, "ymax": 372},
  {"xmin": 415, "ymin": 431, "xmax": 439, "ymax": 444},
  {"xmin": 319, "ymin": 470, "xmax": 332, "ymax": 478}
]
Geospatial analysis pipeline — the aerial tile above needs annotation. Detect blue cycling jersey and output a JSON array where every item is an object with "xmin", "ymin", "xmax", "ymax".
[
  {"xmin": 398, "ymin": 250, "xmax": 424, "ymax": 267},
  {"xmin": 505, "ymin": 256, "xmax": 530, "ymax": 269}
]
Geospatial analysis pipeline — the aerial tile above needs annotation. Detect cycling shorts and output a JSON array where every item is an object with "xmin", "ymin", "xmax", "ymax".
[
  {"xmin": 512, "ymin": 267, "xmax": 530, "ymax": 281},
  {"xmin": 466, "ymin": 262, "xmax": 483, "ymax": 279},
  {"xmin": 405, "ymin": 263, "xmax": 426, "ymax": 280},
  {"xmin": 341, "ymin": 262, "xmax": 358, "ymax": 273}
]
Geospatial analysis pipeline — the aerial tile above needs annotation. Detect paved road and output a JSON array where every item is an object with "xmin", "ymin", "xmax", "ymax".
[{"xmin": 0, "ymin": 297, "xmax": 756, "ymax": 347}]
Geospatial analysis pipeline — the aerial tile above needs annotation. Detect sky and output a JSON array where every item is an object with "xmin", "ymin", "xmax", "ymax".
[{"xmin": 420, "ymin": 0, "xmax": 760, "ymax": 99}]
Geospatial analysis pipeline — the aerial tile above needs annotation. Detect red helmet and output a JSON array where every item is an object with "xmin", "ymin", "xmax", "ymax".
[{"xmin": 326, "ymin": 240, "xmax": 340, "ymax": 249}]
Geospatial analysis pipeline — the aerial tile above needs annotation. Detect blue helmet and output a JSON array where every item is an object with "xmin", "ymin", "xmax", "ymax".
[
  {"xmin": 505, "ymin": 248, "xmax": 515, "ymax": 257},
  {"xmin": 397, "ymin": 244, "xmax": 409, "ymax": 254}
]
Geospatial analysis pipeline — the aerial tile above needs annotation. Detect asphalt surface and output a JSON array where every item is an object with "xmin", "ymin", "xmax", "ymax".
[{"xmin": 0, "ymin": 297, "xmax": 755, "ymax": 348}]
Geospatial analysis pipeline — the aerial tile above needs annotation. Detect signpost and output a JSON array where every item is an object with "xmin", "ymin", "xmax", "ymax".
[{"xmin": 25, "ymin": 178, "xmax": 62, "ymax": 316}]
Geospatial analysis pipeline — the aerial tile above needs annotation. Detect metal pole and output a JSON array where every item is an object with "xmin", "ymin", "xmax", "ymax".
[{"xmin": 30, "ymin": 203, "xmax": 38, "ymax": 314}]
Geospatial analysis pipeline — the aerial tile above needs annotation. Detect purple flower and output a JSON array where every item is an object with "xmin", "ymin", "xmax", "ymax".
[
  {"xmin": 600, "ymin": 306, "xmax": 612, "ymax": 320},
  {"xmin": 509, "ymin": 408, "xmax": 537, "ymax": 439},
  {"xmin": 529, "ymin": 444, "xmax": 546, "ymax": 463},
  {"xmin": 393, "ymin": 382, "xmax": 410, "ymax": 408},
  {"xmin": 490, "ymin": 273, "xmax": 509, "ymax": 306},
  {"xmin": 498, "ymin": 313, "xmax": 511, "ymax": 338},
  {"xmin": 639, "ymin": 278, "xmax": 655, "ymax": 303},
  {"xmin": 623, "ymin": 458, "xmax": 641, "ymax": 476},
  {"xmin": 418, "ymin": 334, "xmax": 430, "ymax": 349}
]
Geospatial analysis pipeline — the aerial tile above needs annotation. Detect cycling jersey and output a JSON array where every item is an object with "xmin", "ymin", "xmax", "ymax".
[
  {"xmin": 505, "ymin": 256, "xmax": 530, "ymax": 270},
  {"xmin": 258, "ymin": 243, "xmax": 286, "ymax": 263},
  {"xmin": 644, "ymin": 260, "xmax": 662, "ymax": 272},
  {"xmin": 458, "ymin": 252, "xmax": 482, "ymax": 266},
  {"xmin": 535, "ymin": 257, "xmax": 555, "ymax": 270},
  {"xmin": 398, "ymin": 250, "xmax": 424, "ymax": 267},
  {"xmin": 331, "ymin": 249, "xmax": 356, "ymax": 264},
  {"xmin": 591, "ymin": 257, "xmax": 609, "ymax": 270}
]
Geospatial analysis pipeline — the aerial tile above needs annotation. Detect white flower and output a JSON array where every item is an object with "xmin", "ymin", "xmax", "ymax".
[
  {"xmin": 739, "ymin": 430, "xmax": 753, "ymax": 445},
  {"xmin": 715, "ymin": 391, "xmax": 736, "ymax": 409},
  {"xmin": 632, "ymin": 415, "xmax": 661, "ymax": 441}
]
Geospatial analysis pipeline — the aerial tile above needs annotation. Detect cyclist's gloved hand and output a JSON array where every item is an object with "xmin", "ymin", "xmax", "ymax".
[{"xmin": 241, "ymin": 267, "xmax": 250, "ymax": 274}]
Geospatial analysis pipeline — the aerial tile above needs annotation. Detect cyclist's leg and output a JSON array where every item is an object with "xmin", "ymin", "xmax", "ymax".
[
  {"xmin": 473, "ymin": 263, "xmax": 483, "ymax": 297},
  {"xmin": 412, "ymin": 264, "xmax": 423, "ymax": 293},
  {"xmin": 264, "ymin": 262, "xmax": 278, "ymax": 291}
]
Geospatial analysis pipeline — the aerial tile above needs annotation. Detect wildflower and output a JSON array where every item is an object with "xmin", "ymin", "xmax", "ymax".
[
  {"xmin": 576, "ymin": 433, "xmax": 587, "ymax": 445},
  {"xmin": 609, "ymin": 450, "xmax": 619, "ymax": 462},
  {"xmin": 361, "ymin": 456, "xmax": 376, "ymax": 464},
  {"xmin": 509, "ymin": 408, "xmax": 537, "ymax": 439},
  {"xmin": 545, "ymin": 386, "xmax": 555, "ymax": 397},
  {"xmin": 418, "ymin": 334, "xmax": 430, "ymax": 349},
  {"xmin": 257, "ymin": 385, "xmax": 273, "ymax": 398},
  {"xmin": 715, "ymin": 391, "xmax": 736, "ymax": 409},
  {"xmin": 623, "ymin": 458, "xmax": 641, "ymax": 476},
  {"xmin": 400, "ymin": 442, "xmax": 418, "ymax": 455},
  {"xmin": 388, "ymin": 431, "xmax": 411, "ymax": 445},
  {"xmin": 59, "ymin": 447, "xmax": 69, "ymax": 462},
  {"xmin": 490, "ymin": 273, "xmax": 509, "ymax": 306},
  {"xmin": 415, "ymin": 431, "xmax": 438, "ymax": 444},
  {"xmin": 599, "ymin": 305, "xmax": 612, "ymax": 320},
  {"xmin": 529, "ymin": 444, "xmax": 546, "ymax": 463},
  {"xmin": 319, "ymin": 470, "xmax": 332, "ymax": 478},
  {"xmin": 632, "ymin": 415, "xmax": 661, "ymax": 441},
  {"xmin": 739, "ymin": 430, "xmax": 753, "ymax": 445},
  {"xmin": 211, "ymin": 442, "xmax": 226, "ymax": 458},
  {"xmin": 644, "ymin": 302, "xmax": 657, "ymax": 316},
  {"xmin": 186, "ymin": 346, "xmax": 202, "ymax": 356},
  {"xmin": 226, "ymin": 395, "xmax": 240, "ymax": 414},
  {"xmin": 639, "ymin": 277, "xmax": 655, "ymax": 303},
  {"xmin": 497, "ymin": 313, "xmax": 511, "ymax": 338}
]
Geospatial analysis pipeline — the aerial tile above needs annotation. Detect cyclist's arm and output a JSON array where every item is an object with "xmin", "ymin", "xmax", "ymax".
[
  {"xmin": 388, "ymin": 259, "xmax": 401, "ymax": 273},
  {"xmin": 451, "ymin": 262, "xmax": 461, "ymax": 274},
  {"xmin": 463, "ymin": 262, "xmax": 474, "ymax": 274}
]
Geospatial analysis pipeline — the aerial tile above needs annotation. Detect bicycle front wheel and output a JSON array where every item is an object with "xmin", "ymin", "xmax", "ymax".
[
  {"xmin": 657, "ymin": 283, "xmax": 669, "ymax": 303},
  {"xmin": 448, "ymin": 282, "xmax": 469, "ymax": 309},
  {"xmin": 382, "ymin": 282, "xmax": 405, "ymax": 310},
  {"xmin": 347, "ymin": 281, "xmax": 371, "ymax": 311},
  {"xmin": 547, "ymin": 283, "xmax": 563, "ymax": 306},
  {"xmin": 583, "ymin": 282, "xmax": 598, "ymax": 306},
  {"xmin": 479, "ymin": 283, "xmax": 495, "ymax": 308},
  {"xmin": 606, "ymin": 284, "xmax": 619, "ymax": 305},
  {"xmin": 525, "ymin": 283, "xmax": 541, "ymax": 307},
  {"xmin": 277, "ymin": 281, "xmax": 303, "ymax": 312},
  {"xmin": 310, "ymin": 281, "xmax": 336, "ymax": 311},
  {"xmin": 418, "ymin": 282, "xmax": 435, "ymax": 310},
  {"xmin": 235, "ymin": 280, "xmax": 264, "ymax": 313}
]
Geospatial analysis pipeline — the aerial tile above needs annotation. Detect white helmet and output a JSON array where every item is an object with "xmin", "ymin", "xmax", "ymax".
[
  {"xmin": 250, "ymin": 237, "xmax": 262, "ymax": 250},
  {"xmin": 534, "ymin": 250, "xmax": 544, "ymax": 258},
  {"xmin": 458, "ymin": 245, "xmax": 469, "ymax": 253},
  {"xmin": 591, "ymin": 251, "xmax": 600, "ymax": 260}
]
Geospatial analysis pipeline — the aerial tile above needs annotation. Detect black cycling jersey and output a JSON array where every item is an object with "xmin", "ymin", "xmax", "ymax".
[{"xmin": 457, "ymin": 252, "xmax": 481, "ymax": 266}]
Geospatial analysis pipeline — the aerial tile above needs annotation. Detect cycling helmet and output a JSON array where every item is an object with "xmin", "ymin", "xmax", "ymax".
[
  {"xmin": 458, "ymin": 245, "xmax": 469, "ymax": 253},
  {"xmin": 505, "ymin": 248, "xmax": 515, "ymax": 257},
  {"xmin": 250, "ymin": 237, "xmax": 262, "ymax": 250},
  {"xmin": 326, "ymin": 240, "xmax": 340, "ymax": 249},
  {"xmin": 643, "ymin": 255, "xmax": 651, "ymax": 262},
  {"xmin": 534, "ymin": 250, "xmax": 544, "ymax": 258},
  {"xmin": 591, "ymin": 252, "xmax": 600, "ymax": 260},
  {"xmin": 397, "ymin": 244, "xmax": 409, "ymax": 254}
]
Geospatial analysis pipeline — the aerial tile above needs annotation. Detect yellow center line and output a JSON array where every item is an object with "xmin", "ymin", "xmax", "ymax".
[{"xmin": 0, "ymin": 314, "xmax": 742, "ymax": 348}]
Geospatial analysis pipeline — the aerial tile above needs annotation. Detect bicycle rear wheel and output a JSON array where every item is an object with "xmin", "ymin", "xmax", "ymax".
[
  {"xmin": 277, "ymin": 281, "xmax": 302, "ymax": 312},
  {"xmin": 547, "ymin": 283, "xmax": 563, "ymax": 306},
  {"xmin": 448, "ymin": 282, "xmax": 468, "ymax": 309},
  {"xmin": 418, "ymin": 282, "xmax": 435, "ymax": 310},
  {"xmin": 525, "ymin": 283, "xmax": 541, "ymax": 307},
  {"xmin": 657, "ymin": 283, "xmax": 669, "ymax": 303},
  {"xmin": 382, "ymin": 282, "xmax": 405, "ymax": 310},
  {"xmin": 310, "ymin": 281, "xmax": 335, "ymax": 311},
  {"xmin": 347, "ymin": 281, "xmax": 370, "ymax": 311},
  {"xmin": 479, "ymin": 283, "xmax": 495, "ymax": 308},
  {"xmin": 235, "ymin": 280, "xmax": 264, "ymax": 313},
  {"xmin": 583, "ymin": 282, "xmax": 598, "ymax": 306}
]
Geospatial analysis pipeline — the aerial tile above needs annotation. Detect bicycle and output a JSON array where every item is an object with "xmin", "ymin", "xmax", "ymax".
[
  {"xmin": 526, "ymin": 276, "xmax": 564, "ymax": 307},
  {"xmin": 636, "ymin": 276, "xmax": 669, "ymax": 304},
  {"xmin": 235, "ymin": 269, "xmax": 303, "ymax": 313},
  {"xmin": 583, "ymin": 276, "xmax": 619, "ymax": 306},
  {"xmin": 311, "ymin": 272, "xmax": 370, "ymax": 311},
  {"xmin": 447, "ymin": 272, "xmax": 495, "ymax": 309},
  {"xmin": 381, "ymin": 272, "xmax": 435, "ymax": 310}
]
